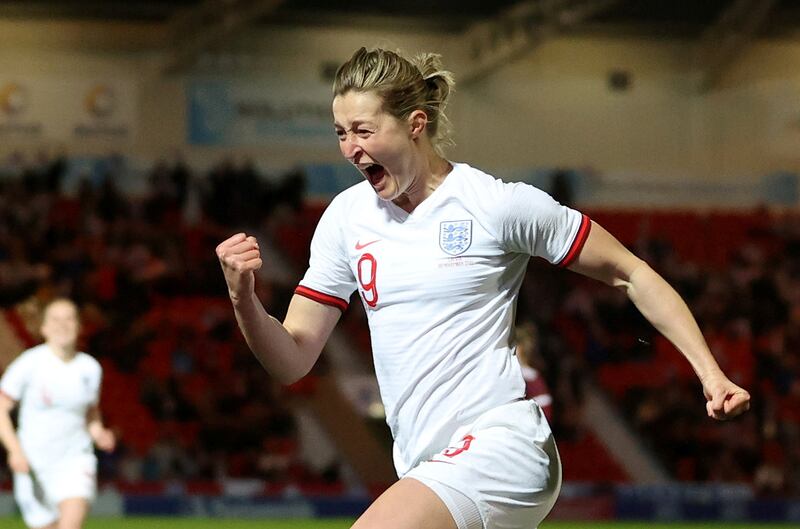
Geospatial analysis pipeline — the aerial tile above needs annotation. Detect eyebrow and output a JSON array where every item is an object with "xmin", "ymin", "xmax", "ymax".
[{"xmin": 333, "ymin": 119, "xmax": 376, "ymax": 129}]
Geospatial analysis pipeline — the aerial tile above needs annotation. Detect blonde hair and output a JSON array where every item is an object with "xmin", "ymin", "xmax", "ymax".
[{"xmin": 333, "ymin": 47, "xmax": 455, "ymax": 154}]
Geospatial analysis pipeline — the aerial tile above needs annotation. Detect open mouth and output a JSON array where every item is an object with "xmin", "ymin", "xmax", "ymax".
[{"xmin": 364, "ymin": 163, "xmax": 386, "ymax": 186}]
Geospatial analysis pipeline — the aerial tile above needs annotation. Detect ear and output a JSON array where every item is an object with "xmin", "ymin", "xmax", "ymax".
[{"xmin": 408, "ymin": 110, "xmax": 428, "ymax": 139}]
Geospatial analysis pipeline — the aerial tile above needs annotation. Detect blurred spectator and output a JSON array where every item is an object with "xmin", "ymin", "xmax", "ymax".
[{"xmin": 514, "ymin": 322, "xmax": 553, "ymax": 421}]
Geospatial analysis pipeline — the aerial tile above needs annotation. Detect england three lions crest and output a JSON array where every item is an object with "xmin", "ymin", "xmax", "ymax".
[{"xmin": 440, "ymin": 220, "xmax": 472, "ymax": 256}]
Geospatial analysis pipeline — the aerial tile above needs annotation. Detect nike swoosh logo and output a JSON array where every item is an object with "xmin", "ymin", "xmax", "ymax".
[{"xmin": 355, "ymin": 239, "xmax": 381, "ymax": 250}]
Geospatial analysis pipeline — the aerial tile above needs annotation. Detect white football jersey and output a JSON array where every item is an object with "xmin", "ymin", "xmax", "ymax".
[
  {"xmin": 0, "ymin": 344, "xmax": 102, "ymax": 470},
  {"xmin": 297, "ymin": 162, "xmax": 589, "ymax": 476}
]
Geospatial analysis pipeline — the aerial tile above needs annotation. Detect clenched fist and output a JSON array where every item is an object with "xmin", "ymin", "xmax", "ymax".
[
  {"xmin": 216, "ymin": 233, "xmax": 263, "ymax": 303},
  {"xmin": 702, "ymin": 372, "xmax": 751, "ymax": 421}
]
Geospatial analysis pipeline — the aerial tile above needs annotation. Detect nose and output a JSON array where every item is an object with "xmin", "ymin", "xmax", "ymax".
[{"xmin": 340, "ymin": 134, "xmax": 363, "ymax": 164}]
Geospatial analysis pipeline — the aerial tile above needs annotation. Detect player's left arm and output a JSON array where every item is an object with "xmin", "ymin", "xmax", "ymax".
[
  {"xmin": 86, "ymin": 404, "xmax": 116, "ymax": 452},
  {"xmin": 567, "ymin": 220, "xmax": 751, "ymax": 420}
]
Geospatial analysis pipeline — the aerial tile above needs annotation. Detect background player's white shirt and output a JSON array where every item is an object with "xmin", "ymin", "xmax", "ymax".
[
  {"xmin": 0, "ymin": 344, "xmax": 101, "ymax": 470},
  {"xmin": 298, "ymin": 162, "xmax": 589, "ymax": 476}
]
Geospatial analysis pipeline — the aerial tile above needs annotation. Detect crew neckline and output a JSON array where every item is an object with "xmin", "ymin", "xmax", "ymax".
[{"xmin": 384, "ymin": 162, "xmax": 460, "ymax": 223}]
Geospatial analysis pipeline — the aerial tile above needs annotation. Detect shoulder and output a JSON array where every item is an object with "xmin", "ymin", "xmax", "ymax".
[
  {"xmin": 448, "ymin": 163, "xmax": 505, "ymax": 192},
  {"xmin": 11, "ymin": 345, "xmax": 46, "ymax": 366},
  {"xmin": 448, "ymin": 163, "xmax": 544, "ymax": 205},
  {"xmin": 75, "ymin": 353, "xmax": 102, "ymax": 374},
  {"xmin": 312, "ymin": 181, "xmax": 374, "ymax": 229},
  {"xmin": 25, "ymin": 344, "xmax": 48, "ymax": 355},
  {"xmin": 0, "ymin": 346, "xmax": 42, "ymax": 385},
  {"xmin": 447, "ymin": 163, "xmax": 558, "ymax": 224},
  {"xmin": 314, "ymin": 181, "xmax": 379, "ymax": 237},
  {"xmin": 328, "ymin": 181, "xmax": 374, "ymax": 212}
]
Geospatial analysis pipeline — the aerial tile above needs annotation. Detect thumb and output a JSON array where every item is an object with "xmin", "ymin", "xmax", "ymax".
[{"xmin": 706, "ymin": 390, "xmax": 725, "ymax": 418}]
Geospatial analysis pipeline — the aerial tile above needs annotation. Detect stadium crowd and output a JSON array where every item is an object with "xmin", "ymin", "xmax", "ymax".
[
  {"xmin": 0, "ymin": 151, "xmax": 331, "ymax": 493},
  {"xmin": 0, "ymin": 151, "xmax": 797, "ymax": 497}
]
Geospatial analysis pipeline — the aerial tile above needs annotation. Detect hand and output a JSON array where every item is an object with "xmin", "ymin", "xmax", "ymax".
[
  {"xmin": 702, "ymin": 372, "xmax": 751, "ymax": 420},
  {"xmin": 93, "ymin": 428, "xmax": 116, "ymax": 452},
  {"xmin": 8, "ymin": 449, "xmax": 30, "ymax": 474},
  {"xmin": 216, "ymin": 233, "xmax": 263, "ymax": 303}
]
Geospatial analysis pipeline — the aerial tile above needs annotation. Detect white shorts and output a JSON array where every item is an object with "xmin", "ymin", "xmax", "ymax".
[
  {"xmin": 14, "ymin": 454, "xmax": 97, "ymax": 528},
  {"xmin": 405, "ymin": 399, "xmax": 562, "ymax": 529}
]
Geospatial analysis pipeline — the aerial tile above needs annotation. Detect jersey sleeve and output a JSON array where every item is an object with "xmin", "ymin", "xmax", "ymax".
[
  {"xmin": 499, "ymin": 181, "xmax": 591, "ymax": 267},
  {"xmin": 296, "ymin": 198, "xmax": 357, "ymax": 312},
  {"xmin": 0, "ymin": 352, "xmax": 33, "ymax": 402}
]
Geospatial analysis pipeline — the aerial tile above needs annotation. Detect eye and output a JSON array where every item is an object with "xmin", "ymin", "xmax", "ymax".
[
  {"xmin": 335, "ymin": 129, "xmax": 346, "ymax": 140},
  {"xmin": 356, "ymin": 129, "xmax": 373, "ymax": 138}
]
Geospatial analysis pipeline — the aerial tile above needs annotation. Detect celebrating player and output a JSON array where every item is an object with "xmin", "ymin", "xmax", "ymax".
[
  {"xmin": 0, "ymin": 299, "xmax": 115, "ymax": 529},
  {"xmin": 216, "ymin": 47, "xmax": 750, "ymax": 529}
]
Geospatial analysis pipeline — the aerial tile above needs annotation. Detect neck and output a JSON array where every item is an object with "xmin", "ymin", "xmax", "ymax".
[
  {"xmin": 393, "ymin": 151, "xmax": 452, "ymax": 213},
  {"xmin": 49, "ymin": 343, "xmax": 77, "ymax": 360}
]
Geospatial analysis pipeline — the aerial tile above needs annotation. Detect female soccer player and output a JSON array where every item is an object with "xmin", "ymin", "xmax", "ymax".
[
  {"xmin": 216, "ymin": 47, "xmax": 750, "ymax": 529},
  {"xmin": 0, "ymin": 299, "xmax": 115, "ymax": 529}
]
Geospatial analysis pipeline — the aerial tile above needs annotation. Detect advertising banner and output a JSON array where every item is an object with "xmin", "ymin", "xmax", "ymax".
[{"xmin": 0, "ymin": 77, "xmax": 137, "ymax": 143}]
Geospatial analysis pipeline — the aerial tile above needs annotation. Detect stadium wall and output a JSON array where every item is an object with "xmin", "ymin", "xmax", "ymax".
[{"xmin": 2, "ymin": 20, "xmax": 800, "ymax": 184}]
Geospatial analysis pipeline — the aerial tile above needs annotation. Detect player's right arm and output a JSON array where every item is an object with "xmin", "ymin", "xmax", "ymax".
[
  {"xmin": 217, "ymin": 233, "xmax": 341, "ymax": 384},
  {"xmin": 0, "ymin": 392, "xmax": 29, "ymax": 473}
]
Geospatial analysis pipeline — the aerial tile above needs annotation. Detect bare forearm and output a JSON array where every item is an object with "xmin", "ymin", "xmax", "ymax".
[
  {"xmin": 86, "ymin": 407, "xmax": 105, "ymax": 439},
  {"xmin": 217, "ymin": 233, "xmax": 336, "ymax": 384},
  {"xmin": 0, "ymin": 411, "xmax": 22, "ymax": 455},
  {"xmin": 622, "ymin": 263, "xmax": 723, "ymax": 381},
  {"xmin": 232, "ymin": 293, "xmax": 317, "ymax": 384},
  {"xmin": 569, "ymin": 221, "xmax": 750, "ymax": 419}
]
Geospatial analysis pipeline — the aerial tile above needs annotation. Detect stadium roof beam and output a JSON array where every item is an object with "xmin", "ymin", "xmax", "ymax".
[
  {"xmin": 457, "ymin": 0, "xmax": 622, "ymax": 85},
  {"xmin": 695, "ymin": 0, "xmax": 778, "ymax": 93},
  {"xmin": 162, "ymin": 0, "xmax": 285, "ymax": 75}
]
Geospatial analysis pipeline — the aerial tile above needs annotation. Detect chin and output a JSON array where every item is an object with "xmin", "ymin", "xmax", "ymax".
[{"xmin": 372, "ymin": 185, "xmax": 399, "ymax": 202}]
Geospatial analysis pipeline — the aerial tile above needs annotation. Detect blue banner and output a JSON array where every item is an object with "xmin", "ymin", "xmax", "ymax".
[{"xmin": 187, "ymin": 80, "xmax": 334, "ymax": 147}]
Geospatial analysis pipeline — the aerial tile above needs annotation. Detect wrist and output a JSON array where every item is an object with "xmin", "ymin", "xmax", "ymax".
[
  {"xmin": 698, "ymin": 367, "xmax": 726, "ymax": 384},
  {"xmin": 230, "ymin": 288, "xmax": 255, "ymax": 306},
  {"xmin": 231, "ymin": 291, "xmax": 261, "ymax": 314}
]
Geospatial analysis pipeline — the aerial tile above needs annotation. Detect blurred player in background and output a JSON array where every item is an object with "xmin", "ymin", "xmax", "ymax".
[
  {"xmin": 514, "ymin": 323, "xmax": 553, "ymax": 422},
  {"xmin": 216, "ymin": 47, "xmax": 750, "ymax": 529},
  {"xmin": 0, "ymin": 298, "xmax": 115, "ymax": 529}
]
